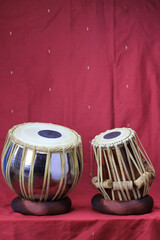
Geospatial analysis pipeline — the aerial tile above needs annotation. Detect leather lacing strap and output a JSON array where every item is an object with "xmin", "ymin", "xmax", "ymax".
[{"xmin": 91, "ymin": 134, "xmax": 155, "ymax": 201}]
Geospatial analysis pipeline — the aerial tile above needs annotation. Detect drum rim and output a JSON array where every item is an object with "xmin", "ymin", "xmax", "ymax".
[
  {"xmin": 7, "ymin": 122, "xmax": 82, "ymax": 152},
  {"xmin": 91, "ymin": 127, "xmax": 135, "ymax": 148}
]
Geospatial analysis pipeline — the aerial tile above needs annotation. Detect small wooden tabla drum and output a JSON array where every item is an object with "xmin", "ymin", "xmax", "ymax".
[
  {"xmin": 1, "ymin": 122, "xmax": 83, "ymax": 215},
  {"xmin": 91, "ymin": 128, "xmax": 155, "ymax": 215}
]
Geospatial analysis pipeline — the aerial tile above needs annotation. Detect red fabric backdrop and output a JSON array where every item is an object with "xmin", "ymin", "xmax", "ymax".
[{"xmin": 0, "ymin": 0, "xmax": 160, "ymax": 239}]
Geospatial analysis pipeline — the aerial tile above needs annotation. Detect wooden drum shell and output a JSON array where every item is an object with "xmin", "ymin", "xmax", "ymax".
[{"xmin": 91, "ymin": 128, "xmax": 155, "ymax": 202}]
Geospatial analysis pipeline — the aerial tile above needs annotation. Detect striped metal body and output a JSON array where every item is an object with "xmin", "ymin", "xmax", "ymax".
[{"xmin": 1, "ymin": 123, "xmax": 83, "ymax": 201}]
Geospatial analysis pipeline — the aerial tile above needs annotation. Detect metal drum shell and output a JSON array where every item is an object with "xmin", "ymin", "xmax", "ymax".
[{"xmin": 1, "ymin": 124, "xmax": 83, "ymax": 202}]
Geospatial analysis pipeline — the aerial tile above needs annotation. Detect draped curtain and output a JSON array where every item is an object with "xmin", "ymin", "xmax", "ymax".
[{"xmin": 0, "ymin": 0, "xmax": 160, "ymax": 239}]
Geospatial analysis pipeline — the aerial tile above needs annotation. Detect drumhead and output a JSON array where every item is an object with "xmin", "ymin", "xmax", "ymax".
[
  {"xmin": 92, "ymin": 128, "xmax": 134, "ymax": 147},
  {"xmin": 9, "ymin": 122, "xmax": 81, "ymax": 150}
]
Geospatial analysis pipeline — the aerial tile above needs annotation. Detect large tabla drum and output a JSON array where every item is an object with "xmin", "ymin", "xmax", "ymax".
[
  {"xmin": 1, "ymin": 122, "xmax": 83, "ymax": 215},
  {"xmin": 91, "ymin": 128, "xmax": 155, "ymax": 215}
]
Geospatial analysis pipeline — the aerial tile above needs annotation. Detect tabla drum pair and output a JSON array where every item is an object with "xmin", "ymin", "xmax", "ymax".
[
  {"xmin": 1, "ymin": 122, "xmax": 83, "ymax": 215},
  {"xmin": 91, "ymin": 128, "xmax": 155, "ymax": 215},
  {"xmin": 1, "ymin": 123, "xmax": 155, "ymax": 215}
]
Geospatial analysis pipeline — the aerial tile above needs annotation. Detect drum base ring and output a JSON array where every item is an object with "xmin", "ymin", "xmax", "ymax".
[
  {"xmin": 91, "ymin": 194, "xmax": 154, "ymax": 215},
  {"xmin": 11, "ymin": 196, "xmax": 72, "ymax": 216}
]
